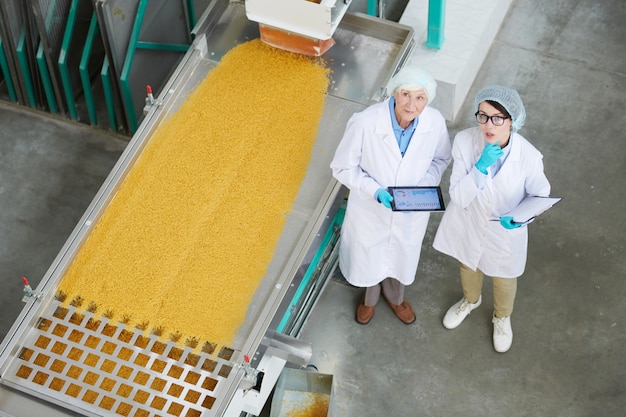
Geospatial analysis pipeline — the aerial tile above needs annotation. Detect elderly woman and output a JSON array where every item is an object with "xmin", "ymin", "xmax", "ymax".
[
  {"xmin": 330, "ymin": 67, "xmax": 451, "ymax": 325},
  {"xmin": 433, "ymin": 86, "xmax": 551, "ymax": 352}
]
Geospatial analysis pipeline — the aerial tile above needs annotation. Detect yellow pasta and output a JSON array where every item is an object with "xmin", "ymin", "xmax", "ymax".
[
  {"xmin": 285, "ymin": 392, "xmax": 330, "ymax": 417},
  {"xmin": 59, "ymin": 39, "xmax": 330, "ymax": 349}
]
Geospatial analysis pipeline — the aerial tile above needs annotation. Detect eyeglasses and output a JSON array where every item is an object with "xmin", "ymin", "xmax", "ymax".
[{"xmin": 475, "ymin": 112, "xmax": 510, "ymax": 126}]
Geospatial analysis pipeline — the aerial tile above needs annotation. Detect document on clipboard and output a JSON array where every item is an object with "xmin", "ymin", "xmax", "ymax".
[{"xmin": 495, "ymin": 196, "xmax": 562, "ymax": 224}]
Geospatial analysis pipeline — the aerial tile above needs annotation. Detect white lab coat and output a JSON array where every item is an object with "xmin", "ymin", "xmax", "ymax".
[
  {"xmin": 330, "ymin": 100, "xmax": 451, "ymax": 287},
  {"xmin": 433, "ymin": 127, "xmax": 550, "ymax": 278}
]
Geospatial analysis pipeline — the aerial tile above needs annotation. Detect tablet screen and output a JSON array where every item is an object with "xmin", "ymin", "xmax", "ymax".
[{"xmin": 388, "ymin": 186, "xmax": 446, "ymax": 212}]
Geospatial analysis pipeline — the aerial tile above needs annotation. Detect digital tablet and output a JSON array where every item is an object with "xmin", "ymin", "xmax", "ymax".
[{"xmin": 388, "ymin": 186, "xmax": 446, "ymax": 212}]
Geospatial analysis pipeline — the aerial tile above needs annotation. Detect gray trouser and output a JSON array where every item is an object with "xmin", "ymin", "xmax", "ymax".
[{"xmin": 363, "ymin": 277, "xmax": 404, "ymax": 306}]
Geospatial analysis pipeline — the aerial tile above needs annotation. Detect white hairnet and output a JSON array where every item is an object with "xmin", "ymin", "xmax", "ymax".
[
  {"xmin": 474, "ymin": 86, "xmax": 526, "ymax": 133},
  {"xmin": 386, "ymin": 66, "xmax": 437, "ymax": 102}
]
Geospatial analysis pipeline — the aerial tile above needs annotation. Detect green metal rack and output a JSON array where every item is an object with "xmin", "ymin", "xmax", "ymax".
[
  {"xmin": 16, "ymin": 29, "xmax": 36, "ymax": 108},
  {"xmin": 58, "ymin": 0, "xmax": 81, "ymax": 120},
  {"xmin": 119, "ymin": 0, "xmax": 191, "ymax": 133},
  {"xmin": 36, "ymin": 42, "xmax": 59, "ymax": 113},
  {"xmin": 0, "ymin": 0, "xmax": 225, "ymax": 133},
  {"xmin": 0, "ymin": 37, "xmax": 18, "ymax": 102},
  {"xmin": 79, "ymin": 13, "xmax": 99, "ymax": 126},
  {"xmin": 100, "ymin": 57, "xmax": 118, "ymax": 132}
]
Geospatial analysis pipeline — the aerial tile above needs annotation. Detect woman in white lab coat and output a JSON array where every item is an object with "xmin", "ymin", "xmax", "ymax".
[
  {"xmin": 433, "ymin": 86, "xmax": 551, "ymax": 353},
  {"xmin": 330, "ymin": 67, "xmax": 451, "ymax": 325}
]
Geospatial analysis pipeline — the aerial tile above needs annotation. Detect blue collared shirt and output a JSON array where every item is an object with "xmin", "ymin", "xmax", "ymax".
[{"xmin": 388, "ymin": 97, "xmax": 418, "ymax": 157}]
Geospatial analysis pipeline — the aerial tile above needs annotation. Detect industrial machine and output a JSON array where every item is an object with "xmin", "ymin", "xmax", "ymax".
[
  {"xmin": 0, "ymin": 1, "xmax": 414, "ymax": 416},
  {"xmin": 245, "ymin": 0, "xmax": 352, "ymax": 56}
]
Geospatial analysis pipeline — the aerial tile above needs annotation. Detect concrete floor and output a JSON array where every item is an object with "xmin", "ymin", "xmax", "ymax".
[
  {"xmin": 1, "ymin": 0, "xmax": 625, "ymax": 416},
  {"xmin": 0, "ymin": 106, "xmax": 128, "ymax": 341}
]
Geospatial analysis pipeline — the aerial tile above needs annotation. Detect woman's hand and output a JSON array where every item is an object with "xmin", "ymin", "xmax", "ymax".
[
  {"xmin": 376, "ymin": 189, "xmax": 394, "ymax": 209},
  {"xmin": 475, "ymin": 143, "xmax": 504, "ymax": 174},
  {"xmin": 500, "ymin": 216, "xmax": 522, "ymax": 229}
]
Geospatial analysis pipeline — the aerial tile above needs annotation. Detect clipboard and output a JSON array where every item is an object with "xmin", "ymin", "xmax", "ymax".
[
  {"xmin": 388, "ymin": 186, "xmax": 446, "ymax": 212},
  {"xmin": 494, "ymin": 195, "xmax": 562, "ymax": 224}
]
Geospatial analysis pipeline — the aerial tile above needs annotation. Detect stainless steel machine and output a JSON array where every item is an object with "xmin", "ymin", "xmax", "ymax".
[
  {"xmin": 245, "ymin": 0, "xmax": 352, "ymax": 56},
  {"xmin": 0, "ymin": 1, "xmax": 414, "ymax": 416}
]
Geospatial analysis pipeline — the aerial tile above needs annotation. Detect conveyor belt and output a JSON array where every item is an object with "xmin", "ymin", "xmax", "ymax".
[{"xmin": 0, "ymin": 2, "xmax": 414, "ymax": 415}]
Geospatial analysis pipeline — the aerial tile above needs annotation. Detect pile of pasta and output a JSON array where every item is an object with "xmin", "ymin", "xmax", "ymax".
[{"xmin": 58, "ymin": 39, "xmax": 330, "ymax": 349}]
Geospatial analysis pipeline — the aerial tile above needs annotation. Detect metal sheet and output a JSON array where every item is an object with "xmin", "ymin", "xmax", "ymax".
[
  {"xmin": 95, "ymin": 0, "xmax": 192, "ymax": 131},
  {"xmin": 0, "ymin": 0, "xmax": 25, "ymax": 102},
  {"xmin": 0, "ymin": 0, "xmax": 37, "ymax": 106},
  {"xmin": 94, "ymin": 0, "xmax": 139, "ymax": 77},
  {"xmin": 30, "ymin": 0, "xmax": 73, "ymax": 114}
]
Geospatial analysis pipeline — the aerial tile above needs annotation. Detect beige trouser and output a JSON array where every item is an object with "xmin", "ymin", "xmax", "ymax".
[
  {"xmin": 363, "ymin": 278, "xmax": 404, "ymax": 306},
  {"xmin": 460, "ymin": 263, "xmax": 517, "ymax": 318}
]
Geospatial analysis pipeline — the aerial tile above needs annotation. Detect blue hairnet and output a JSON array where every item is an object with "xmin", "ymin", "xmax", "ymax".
[
  {"xmin": 386, "ymin": 66, "xmax": 437, "ymax": 102},
  {"xmin": 474, "ymin": 86, "xmax": 526, "ymax": 132}
]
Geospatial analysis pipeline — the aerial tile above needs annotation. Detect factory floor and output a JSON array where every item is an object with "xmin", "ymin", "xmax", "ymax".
[{"xmin": 1, "ymin": 0, "xmax": 625, "ymax": 416}]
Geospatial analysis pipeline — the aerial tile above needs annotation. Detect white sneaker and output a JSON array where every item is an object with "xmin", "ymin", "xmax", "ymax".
[
  {"xmin": 442, "ymin": 296, "xmax": 482, "ymax": 329},
  {"xmin": 492, "ymin": 315, "xmax": 513, "ymax": 353}
]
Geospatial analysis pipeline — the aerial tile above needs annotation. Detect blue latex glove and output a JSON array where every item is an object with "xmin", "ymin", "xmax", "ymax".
[
  {"xmin": 376, "ymin": 189, "xmax": 393, "ymax": 209},
  {"xmin": 500, "ymin": 216, "xmax": 522, "ymax": 229},
  {"xmin": 475, "ymin": 143, "xmax": 504, "ymax": 174}
]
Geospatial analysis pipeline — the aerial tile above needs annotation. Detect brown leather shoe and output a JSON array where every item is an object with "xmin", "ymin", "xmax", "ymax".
[
  {"xmin": 385, "ymin": 297, "xmax": 415, "ymax": 324},
  {"xmin": 356, "ymin": 300, "xmax": 375, "ymax": 324}
]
